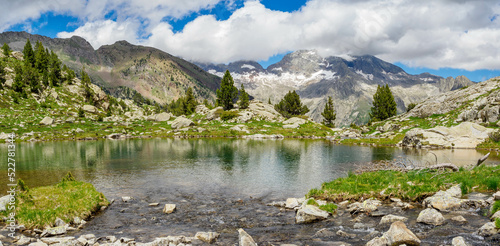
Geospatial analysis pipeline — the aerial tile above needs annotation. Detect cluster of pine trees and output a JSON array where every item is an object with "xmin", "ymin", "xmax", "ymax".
[
  {"xmin": 216, "ymin": 70, "xmax": 249, "ymax": 111},
  {"xmin": 1, "ymin": 39, "xmax": 76, "ymax": 97},
  {"xmin": 168, "ymin": 87, "xmax": 200, "ymax": 116}
]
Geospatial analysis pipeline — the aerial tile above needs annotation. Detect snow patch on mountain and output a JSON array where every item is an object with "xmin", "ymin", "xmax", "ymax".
[
  {"xmin": 241, "ymin": 64, "xmax": 255, "ymax": 70},
  {"xmin": 355, "ymin": 70, "xmax": 374, "ymax": 80}
]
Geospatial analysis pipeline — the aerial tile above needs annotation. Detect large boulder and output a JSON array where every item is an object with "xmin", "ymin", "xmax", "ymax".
[
  {"xmin": 247, "ymin": 101, "xmax": 284, "ymax": 121},
  {"xmin": 401, "ymin": 122, "xmax": 493, "ymax": 148},
  {"xmin": 195, "ymin": 232, "xmax": 220, "ymax": 244},
  {"xmin": 347, "ymin": 198, "xmax": 381, "ymax": 214},
  {"xmin": 195, "ymin": 105, "xmax": 210, "ymax": 115},
  {"xmin": 295, "ymin": 205, "xmax": 329, "ymax": 224},
  {"xmin": 416, "ymin": 208, "xmax": 446, "ymax": 226},
  {"xmin": 206, "ymin": 107, "xmax": 223, "ymax": 120},
  {"xmin": 171, "ymin": 116, "xmax": 195, "ymax": 129},
  {"xmin": 477, "ymin": 222, "xmax": 499, "ymax": 237},
  {"xmin": 283, "ymin": 117, "xmax": 307, "ymax": 125},
  {"xmin": 40, "ymin": 116, "xmax": 54, "ymax": 125},
  {"xmin": 379, "ymin": 214, "xmax": 408, "ymax": 225},
  {"xmin": 423, "ymin": 185, "xmax": 463, "ymax": 211},
  {"xmin": 82, "ymin": 105, "xmax": 97, "ymax": 113},
  {"xmin": 147, "ymin": 112, "xmax": 172, "ymax": 122},
  {"xmin": 383, "ymin": 221, "xmax": 421, "ymax": 246},
  {"xmin": 236, "ymin": 111, "xmax": 254, "ymax": 123},
  {"xmin": 452, "ymin": 236, "xmax": 470, "ymax": 246}
]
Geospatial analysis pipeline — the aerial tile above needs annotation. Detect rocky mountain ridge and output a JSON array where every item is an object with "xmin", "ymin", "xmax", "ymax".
[
  {"xmin": 196, "ymin": 50, "xmax": 473, "ymax": 126},
  {"xmin": 0, "ymin": 31, "xmax": 221, "ymax": 104}
]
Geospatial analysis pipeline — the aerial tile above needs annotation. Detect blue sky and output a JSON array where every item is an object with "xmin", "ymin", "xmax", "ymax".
[{"xmin": 3, "ymin": 0, "xmax": 500, "ymax": 82}]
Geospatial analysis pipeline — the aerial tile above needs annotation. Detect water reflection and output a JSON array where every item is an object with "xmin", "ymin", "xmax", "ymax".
[{"xmin": 0, "ymin": 139, "xmax": 498, "ymax": 199}]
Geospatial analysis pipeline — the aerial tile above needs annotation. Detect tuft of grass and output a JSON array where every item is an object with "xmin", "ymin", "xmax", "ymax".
[
  {"xmin": 220, "ymin": 110, "xmax": 239, "ymax": 121},
  {"xmin": 496, "ymin": 218, "xmax": 500, "ymax": 229},
  {"xmin": 4, "ymin": 176, "xmax": 108, "ymax": 229},
  {"xmin": 493, "ymin": 200, "xmax": 500, "ymax": 214},
  {"xmin": 308, "ymin": 165, "xmax": 500, "ymax": 202},
  {"xmin": 319, "ymin": 203, "xmax": 338, "ymax": 214},
  {"xmin": 306, "ymin": 199, "xmax": 319, "ymax": 206}
]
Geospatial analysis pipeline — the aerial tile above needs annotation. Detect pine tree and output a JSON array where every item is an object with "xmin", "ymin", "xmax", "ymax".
[
  {"xmin": 2, "ymin": 43, "xmax": 11, "ymax": 57},
  {"xmin": 34, "ymin": 41, "xmax": 48, "ymax": 73},
  {"xmin": 0, "ymin": 60, "xmax": 5, "ymax": 89},
  {"xmin": 184, "ymin": 87, "xmax": 197, "ymax": 114},
  {"xmin": 12, "ymin": 64, "xmax": 24, "ymax": 93},
  {"xmin": 239, "ymin": 84, "xmax": 249, "ymax": 109},
  {"xmin": 274, "ymin": 90, "xmax": 309, "ymax": 118},
  {"xmin": 24, "ymin": 65, "xmax": 40, "ymax": 93},
  {"xmin": 49, "ymin": 50, "xmax": 61, "ymax": 87},
  {"xmin": 216, "ymin": 70, "xmax": 238, "ymax": 110},
  {"xmin": 370, "ymin": 84, "xmax": 397, "ymax": 122},
  {"xmin": 322, "ymin": 96, "xmax": 336, "ymax": 127},
  {"xmin": 81, "ymin": 69, "xmax": 94, "ymax": 103},
  {"xmin": 23, "ymin": 39, "xmax": 35, "ymax": 68}
]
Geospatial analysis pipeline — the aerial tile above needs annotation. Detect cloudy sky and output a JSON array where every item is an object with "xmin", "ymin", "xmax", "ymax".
[{"xmin": 2, "ymin": 0, "xmax": 500, "ymax": 81}]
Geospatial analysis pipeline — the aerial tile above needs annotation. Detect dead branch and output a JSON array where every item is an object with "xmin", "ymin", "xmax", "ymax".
[
  {"xmin": 413, "ymin": 163, "xmax": 460, "ymax": 172},
  {"xmin": 476, "ymin": 152, "xmax": 490, "ymax": 167}
]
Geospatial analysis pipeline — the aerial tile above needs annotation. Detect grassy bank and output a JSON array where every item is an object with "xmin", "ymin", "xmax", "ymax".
[
  {"xmin": 307, "ymin": 165, "xmax": 500, "ymax": 203},
  {"xmin": 3, "ymin": 173, "xmax": 108, "ymax": 229}
]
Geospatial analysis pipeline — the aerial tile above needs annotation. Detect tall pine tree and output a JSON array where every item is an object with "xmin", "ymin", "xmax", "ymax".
[
  {"xmin": 239, "ymin": 84, "xmax": 249, "ymax": 109},
  {"xmin": 34, "ymin": 41, "xmax": 48, "ymax": 74},
  {"xmin": 23, "ymin": 39, "xmax": 35, "ymax": 68},
  {"xmin": 369, "ymin": 84, "xmax": 397, "ymax": 122},
  {"xmin": 2, "ymin": 43, "xmax": 11, "ymax": 57},
  {"xmin": 12, "ymin": 64, "xmax": 24, "ymax": 93},
  {"xmin": 322, "ymin": 96, "xmax": 336, "ymax": 127},
  {"xmin": 216, "ymin": 70, "xmax": 238, "ymax": 110},
  {"xmin": 49, "ymin": 50, "xmax": 62, "ymax": 86},
  {"xmin": 183, "ymin": 87, "xmax": 197, "ymax": 114}
]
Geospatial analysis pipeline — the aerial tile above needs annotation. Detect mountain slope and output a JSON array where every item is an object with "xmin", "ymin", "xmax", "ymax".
[
  {"xmin": 195, "ymin": 50, "xmax": 473, "ymax": 126},
  {"xmin": 0, "ymin": 32, "xmax": 220, "ymax": 104}
]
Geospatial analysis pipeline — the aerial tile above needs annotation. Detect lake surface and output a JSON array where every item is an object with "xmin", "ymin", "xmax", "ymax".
[{"xmin": 0, "ymin": 138, "xmax": 497, "ymax": 244}]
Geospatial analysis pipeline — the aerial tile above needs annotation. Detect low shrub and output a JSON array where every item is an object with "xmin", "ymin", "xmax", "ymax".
[
  {"xmin": 488, "ymin": 130, "xmax": 500, "ymax": 142},
  {"xmin": 220, "ymin": 110, "xmax": 239, "ymax": 121}
]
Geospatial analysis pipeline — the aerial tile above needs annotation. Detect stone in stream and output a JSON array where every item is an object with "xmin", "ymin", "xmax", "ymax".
[
  {"xmin": 491, "ymin": 211, "xmax": 500, "ymax": 221},
  {"xmin": 238, "ymin": 228, "xmax": 257, "ymax": 246},
  {"xmin": 478, "ymin": 222, "xmax": 499, "ymax": 237},
  {"xmin": 121, "ymin": 196, "xmax": 132, "ymax": 202},
  {"xmin": 379, "ymin": 214, "xmax": 408, "ymax": 225},
  {"xmin": 423, "ymin": 184, "xmax": 463, "ymax": 211},
  {"xmin": 493, "ymin": 191, "xmax": 500, "ymax": 200},
  {"xmin": 44, "ymin": 226, "xmax": 67, "ymax": 236},
  {"xmin": 40, "ymin": 237, "xmax": 74, "ymax": 244},
  {"xmin": 195, "ymin": 231, "xmax": 220, "ymax": 244},
  {"xmin": 416, "ymin": 208, "xmax": 446, "ymax": 226},
  {"xmin": 383, "ymin": 221, "xmax": 421, "ymax": 246},
  {"xmin": 450, "ymin": 215, "xmax": 468, "ymax": 224},
  {"xmin": 149, "ymin": 202, "xmax": 159, "ymax": 207},
  {"xmin": 336, "ymin": 229, "xmax": 356, "ymax": 238},
  {"xmin": 452, "ymin": 236, "xmax": 471, "ymax": 246},
  {"xmin": 285, "ymin": 198, "xmax": 300, "ymax": 209},
  {"xmin": 295, "ymin": 205, "xmax": 329, "ymax": 224},
  {"xmin": 162, "ymin": 204, "xmax": 176, "ymax": 214}
]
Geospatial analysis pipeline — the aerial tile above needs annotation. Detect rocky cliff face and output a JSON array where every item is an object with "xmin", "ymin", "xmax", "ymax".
[
  {"xmin": 196, "ymin": 51, "xmax": 473, "ymax": 126},
  {"xmin": 0, "ymin": 32, "xmax": 220, "ymax": 104}
]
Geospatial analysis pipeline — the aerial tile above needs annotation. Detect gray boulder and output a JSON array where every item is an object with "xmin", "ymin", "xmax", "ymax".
[
  {"xmin": 283, "ymin": 117, "xmax": 307, "ymax": 125},
  {"xmin": 417, "ymin": 208, "xmax": 446, "ymax": 226},
  {"xmin": 82, "ymin": 105, "xmax": 97, "ymax": 113},
  {"xmin": 171, "ymin": 116, "xmax": 195, "ymax": 129},
  {"xmin": 379, "ymin": 214, "xmax": 408, "ymax": 225},
  {"xmin": 296, "ymin": 205, "xmax": 329, "ymax": 224},
  {"xmin": 452, "ymin": 236, "xmax": 470, "ymax": 246},
  {"xmin": 206, "ymin": 107, "xmax": 223, "ymax": 120},
  {"xmin": 283, "ymin": 124, "xmax": 300, "ymax": 129},
  {"xmin": 383, "ymin": 221, "xmax": 421, "ymax": 246},
  {"xmin": 423, "ymin": 185, "xmax": 462, "ymax": 211},
  {"xmin": 478, "ymin": 222, "xmax": 499, "ymax": 237},
  {"xmin": 40, "ymin": 116, "xmax": 54, "ymax": 125},
  {"xmin": 195, "ymin": 232, "xmax": 220, "ymax": 244},
  {"xmin": 195, "ymin": 105, "xmax": 210, "ymax": 115}
]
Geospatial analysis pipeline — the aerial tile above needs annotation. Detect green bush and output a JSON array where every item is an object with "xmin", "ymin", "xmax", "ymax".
[
  {"xmin": 406, "ymin": 102, "xmax": 417, "ymax": 112},
  {"xmin": 306, "ymin": 199, "xmax": 319, "ymax": 206},
  {"xmin": 496, "ymin": 218, "xmax": 500, "ymax": 229},
  {"xmin": 78, "ymin": 108, "xmax": 85, "ymax": 118},
  {"xmin": 220, "ymin": 110, "xmax": 239, "ymax": 121},
  {"xmin": 319, "ymin": 203, "xmax": 338, "ymax": 214},
  {"xmin": 493, "ymin": 200, "xmax": 500, "ymax": 214}
]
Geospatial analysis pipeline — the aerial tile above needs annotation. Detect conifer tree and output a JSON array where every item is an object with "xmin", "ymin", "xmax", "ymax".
[
  {"xmin": 369, "ymin": 84, "xmax": 397, "ymax": 122},
  {"xmin": 12, "ymin": 64, "xmax": 24, "ymax": 93},
  {"xmin": 49, "ymin": 50, "xmax": 61, "ymax": 86},
  {"xmin": 0, "ymin": 60, "xmax": 5, "ymax": 89},
  {"xmin": 239, "ymin": 84, "xmax": 249, "ymax": 109},
  {"xmin": 322, "ymin": 96, "xmax": 336, "ymax": 127},
  {"xmin": 274, "ymin": 90, "xmax": 309, "ymax": 118},
  {"xmin": 216, "ymin": 70, "xmax": 238, "ymax": 110},
  {"xmin": 23, "ymin": 39, "xmax": 35, "ymax": 68},
  {"xmin": 24, "ymin": 65, "xmax": 40, "ymax": 93},
  {"xmin": 184, "ymin": 87, "xmax": 197, "ymax": 114},
  {"xmin": 34, "ymin": 41, "xmax": 48, "ymax": 73},
  {"xmin": 2, "ymin": 43, "xmax": 11, "ymax": 57}
]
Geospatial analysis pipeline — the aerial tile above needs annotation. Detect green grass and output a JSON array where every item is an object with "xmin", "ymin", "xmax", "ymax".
[
  {"xmin": 307, "ymin": 165, "xmax": 500, "ymax": 202},
  {"xmin": 3, "ymin": 173, "xmax": 108, "ymax": 229},
  {"xmin": 306, "ymin": 198, "xmax": 319, "ymax": 206},
  {"xmin": 319, "ymin": 203, "xmax": 337, "ymax": 214},
  {"xmin": 496, "ymin": 218, "xmax": 500, "ymax": 229},
  {"xmin": 493, "ymin": 200, "xmax": 500, "ymax": 214}
]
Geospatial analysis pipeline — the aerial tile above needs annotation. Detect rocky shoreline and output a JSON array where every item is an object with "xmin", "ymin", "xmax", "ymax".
[{"xmin": 4, "ymin": 187, "xmax": 499, "ymax": 246}]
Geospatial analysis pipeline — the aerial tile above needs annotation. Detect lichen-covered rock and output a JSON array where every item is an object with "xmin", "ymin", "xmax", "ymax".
[
  {"xmin": 82, "ymin": 105, "xmax": 97, "ymax": 113},
  {"xmin": 477, "ymin": 222, "xmax": 499, "ymax": 237},
  {"xmin": 423, "ymin": 185, "xmax": 463, "ymax": 211},
  {"xmin": 452, "ymin": 236, "xmax": 471, "ymax": 246},
  {"xmin": 40, "ymin": 116, "xmax": 54, "ymax": 125},
  {"xmin": 195, "ymin": 231, "xmax": 220, "ymax": 244}
]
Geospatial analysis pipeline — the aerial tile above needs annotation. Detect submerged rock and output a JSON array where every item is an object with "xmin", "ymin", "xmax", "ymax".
[
  {"xmin": 478, "ymin": 222, "xmax": 499, "ymax": 237},
  {"xmin": 238, "ymin": 228, "xmax": 257, "ymax": 246},
  {"xmin": 295, "ymin": 205, "xmax": 329, "ymax": 224},
  {"xmin": 417, "ymin": 208, "xmax": 446, "ymax": 226},
  {"xmin": 452, "ymin": 236, "xmax": 471, "ymax": 246},
  {"xmin": 379, "ymin": 214, "xmax": 408, "ymax": 225}
]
